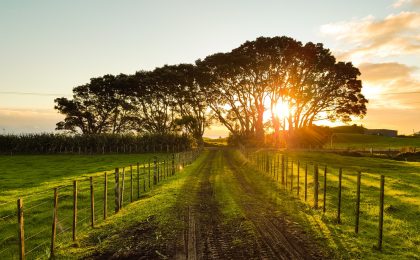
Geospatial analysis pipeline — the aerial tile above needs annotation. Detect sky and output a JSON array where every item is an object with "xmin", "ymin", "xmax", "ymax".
[{"xmin": 0, "ymin": 0, "xmax": 419, "ymax": 137}]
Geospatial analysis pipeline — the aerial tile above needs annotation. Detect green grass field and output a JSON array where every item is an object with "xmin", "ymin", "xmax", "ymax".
[
  {"xmin": 248, "ymin": 150, "xmax": 420, "ymax": 259},
  {"xmin": 1, "ymin": 149, "xmax": 419, "ymax": 259},
  {"xmin": 0, "ymin": 152, "xmax": 179, "ymax": 259},
  {"xmin": 203, "ymin": 137, "xmax": 228, "ymax": 147},
  {"xmin": 329, "ymin": 133, "xmax": 420, "ymax": 149}
]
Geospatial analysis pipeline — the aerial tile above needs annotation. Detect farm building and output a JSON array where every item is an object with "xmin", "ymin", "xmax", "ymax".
[{"xmin": 364, "ymin": 128, "xmax": 398, "ymax": 137}]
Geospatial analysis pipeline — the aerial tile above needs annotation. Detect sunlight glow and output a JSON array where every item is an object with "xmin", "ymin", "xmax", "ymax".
[{"xmin": 273, "ymin": 100, "xmax": 290, "ymax": 119}]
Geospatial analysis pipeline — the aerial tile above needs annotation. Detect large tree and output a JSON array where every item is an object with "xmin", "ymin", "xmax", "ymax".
[
  {"xmin": 197, "ymin": 36, "xmax": 367, "ymax": 144},
  {"xmin": 55, "ymin": 74, "xmax": 136, "ymax": 134}
]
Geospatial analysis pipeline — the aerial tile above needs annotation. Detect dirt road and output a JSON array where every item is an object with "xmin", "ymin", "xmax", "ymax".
[
  {"xmin": 174, "ymin": 149, "xmax": 327, "ymax": 260},
  {"xmin": 89, "ymin": 149, "xmax": 329, "ymax": 259}
]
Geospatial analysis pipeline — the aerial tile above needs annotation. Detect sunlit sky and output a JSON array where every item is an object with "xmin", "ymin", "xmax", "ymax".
[{"xmin": 1, "ymin": 0, "xmax": 419, "ymax": 137}]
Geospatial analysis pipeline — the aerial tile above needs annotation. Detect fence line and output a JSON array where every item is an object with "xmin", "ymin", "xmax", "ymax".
[
  {"xmin": 242, "ymin": 148, "xmax": 387, "ymax": 251},
  {"xmin": 0, "ymin": 148, "xmax": 202, "ymax": 259}
]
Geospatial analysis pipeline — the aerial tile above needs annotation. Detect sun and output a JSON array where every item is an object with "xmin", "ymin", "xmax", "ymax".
[{"xmin": 273, "ymin": 100, "xmax": 290, "ymax": 119}]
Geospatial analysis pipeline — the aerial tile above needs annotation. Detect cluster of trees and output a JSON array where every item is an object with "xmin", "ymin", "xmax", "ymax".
[
  {"xmin": 0, "ymin": 133, "xmax": 192, "ymax": 154},
  {"xmin": 55, "ymin": 36, "xmax": 368, "ymax": 146}
]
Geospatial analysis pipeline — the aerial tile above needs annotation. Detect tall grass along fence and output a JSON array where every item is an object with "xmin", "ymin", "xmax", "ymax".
[
  {"xmin": 241, "ymin": 149, "xmax": 387, "ymax": 252},
  {"xmin": 0, "ymin": 133, "xmax": 193, "ymax": 155},
  {"xmin": 0, "ymin": 149, "xmax": 201, "ymax": 260}
]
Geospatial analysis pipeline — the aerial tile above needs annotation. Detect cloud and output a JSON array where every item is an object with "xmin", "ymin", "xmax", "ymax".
[
  {"xmin": 393, "ymin": 0, "xmax": 420, "ymax": 9},
  {"xmin": 357, "ymin": 62, "xmax": 420, "ymax": 110},
  {"xmin": 0, "ymin": 108, "xmax": 63, "ymax": 134},
  {"xmin": 320, "ymin": 11, "xmax": 420, "ymax": 63},
  {"xmin": 359, "ymin": 62, "xmax": 416, "ymax": 82}
]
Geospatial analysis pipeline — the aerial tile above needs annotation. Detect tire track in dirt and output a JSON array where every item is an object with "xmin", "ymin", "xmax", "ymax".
[
  {"xmin": 223, "ymin": 150, "xmax": 327, "ymax": 260},
  {"xmin": 177, "ymin": 149, "xmax": 239, "ymax": 260}
]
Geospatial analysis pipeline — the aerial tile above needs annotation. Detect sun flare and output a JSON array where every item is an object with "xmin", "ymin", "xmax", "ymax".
[{"xmin": 273, "ymin": 100, "xmax": 290, "ymax": 119}]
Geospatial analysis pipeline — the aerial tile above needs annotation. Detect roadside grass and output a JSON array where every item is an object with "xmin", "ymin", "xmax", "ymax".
[
  {"xmin": 55, "ymin": 150, "xmax": 209, "ymax": 259},
  {"xmin": 0, "ymin": 152, "xmax": 170, "ymax": 259},
  {"xmin": 244, "ymin": 149, "xmax": 420, "ymax": 259},
  {"xmin": 329, "ymin": 133, "xmax": 420, "ymax": 149}
]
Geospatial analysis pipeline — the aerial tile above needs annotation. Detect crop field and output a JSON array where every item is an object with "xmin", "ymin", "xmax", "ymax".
[{"xmin": 329, "ymin": 133, "xmax": 420, "ymax": 149}]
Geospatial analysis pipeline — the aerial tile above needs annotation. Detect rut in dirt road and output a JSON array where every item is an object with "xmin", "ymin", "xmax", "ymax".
[
  {"xmin": 178, "ymin": 149, "xmax": 328, "ymax": 260},
  {"xmin": 177, "ymin": 150, "xmax": 241, "ymax": 260},
  {"xmin": 224, "ymin": 151, "xmax": 326, "ymax": 260}
]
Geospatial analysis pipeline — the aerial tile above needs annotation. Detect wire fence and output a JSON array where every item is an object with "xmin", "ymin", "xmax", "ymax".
[
  {"xmin": 0, "ymin": 149, "xmax": 201, "ymax": 260},
  {"xmin": 241, "ymin": 148, "xmax": 388, "ymax": 251}
]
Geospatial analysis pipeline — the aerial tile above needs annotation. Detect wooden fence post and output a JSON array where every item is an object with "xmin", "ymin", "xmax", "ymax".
[
  {"xmin": 266, "ymin": 154, "xmax": 269, "ymax": 173},
  {"xmin": 355, "ymin": 171, "xmax": 361, "ymax": 234},
  {"xmin": 148, "ymin": 160, "xmax": 151, "ymax": 187},
  {"xmin": 337, "ymin": 168, "xmax": 342, "ymax": 223},
  {"xmin": 90, "ymin": 177, "xmax": 95, "ymax": 228},
  {"xmin": 115, "ymin": 168, "xmax": 120, "ymax": 213},
  {"xmin": 120, "ymin": 170, "xmax": 125, "ymax": 208},
  {"xmin": 153, "ymin": 157, "xmax": 158, "ymax": 185},
  {"xmin": 323, "ymin": 166, "xmax": 327, "ymax": 213},
  {"xmin": 276, "ymin": 155, "xmax": 279, "ymax": 181},
  {"xmin": 157, "ymin": 161, "xmax": 160, "ymax": 183},
  {"xmin": 172, "ymin": 154, "xmax": 175, "ymax": 176},
  {"xmin": 50, "ymin": 188, "xmax": 58, "ymax": 256},
  {"xmin": 73, "ymin": 180, "xmax": 78, "ymax": 241},
  {"xmin": 304, "ymin": 163, "xmax": 308, "ymax": 201},
  {"xmin": 314, "ymin": 164, "xmax": 319, "ymax": 209},
  {"xmin": 285, "ymin": 157, "xmax": 288, "ymax": 189},
  {"xmin": 130, "ymin": 165, "xmax": 133, "ymax": 203},
  {"xmin": 137, "ymin": 162, "xmax": 140, "ymax": 199},
  {"xmin": 378, "ymin": 175, "xmax": 385, "ymax": 250},
  {"xmin": 104, "ymin": 173, "xmax": 107, "ymax": 220},
  {"xmin": 290, "ymin": 160, "xmax": 294, "ymax": 192},
  {"xmin": 17, "ymin": 198, "xmax": 25, "ymax": 260},
  {"xmin": 297, "ymin": 161, "xmax": 300, "ymax": 196}
]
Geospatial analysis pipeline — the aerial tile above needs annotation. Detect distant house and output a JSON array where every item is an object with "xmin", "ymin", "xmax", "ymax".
[{"xmin": 364, "ymin": 129, "xmax": 398, "ymax": 137}]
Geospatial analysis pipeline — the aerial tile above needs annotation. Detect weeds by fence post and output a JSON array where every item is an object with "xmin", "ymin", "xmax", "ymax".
[
  {"xmin": 17, "ymin": 198, "xmax": 25, "ymax": 260},
  {"xmin": 314, "ymin": 164, "xmax": 319, "ymax": 209},
  {"xmin": 378, "ymin": 175, "xmax": 385, "ymax": 250},
  {"xmin": 104, "ymin": 173, "xmax": 107, "ymax": 220},
  {"xmin": 90, "ymin": 177, "xmax": 95, "ymax": 228},
  {"xmin": 115, "ymin": 168, "xmax": 120, "ymax": 213},
  {"xmin": 355, "ymin": 171, "xmax": 361, "ymax": 234},
  {"xmin": 305, "ymin": 163, "xmax": 308, "ymax": 201},
  {"xmin": 130, "ymin": 165, "xmax": 133, "ymax": 203},
  {"xmin": 120, "ymin": 170, "xmax": 125, "ymax": 208},
  {"xmin": 50, "ymin": 188, "xmax": 58, "ymax": 256},
  {"xmin": 323, "ymin": 166, "xmax": 327, "ymax": 213},
  {"xmin": 297, "ymin": 161, "xmax": 300, "ymax": 196},
  {"xmin": 73, "ymin": 180, "xmax": 78, "ymax": 241}
]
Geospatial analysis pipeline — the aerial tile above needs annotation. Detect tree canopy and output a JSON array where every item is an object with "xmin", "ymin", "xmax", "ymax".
[{"xmin": 55, "ymin": 36, "xmax": 368, "ymax": 146}]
